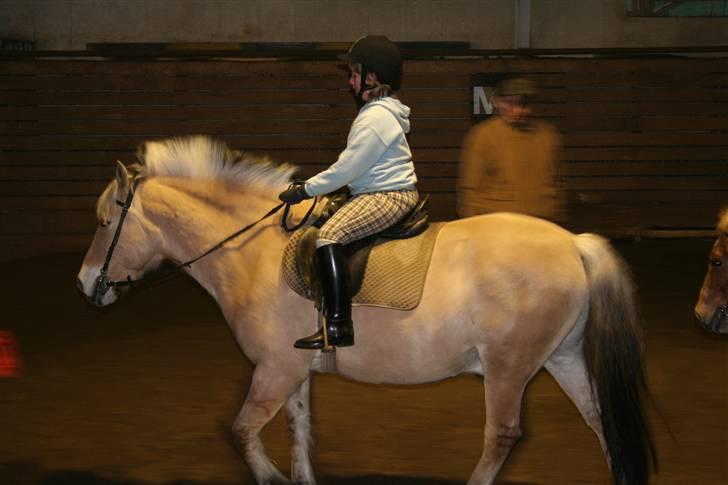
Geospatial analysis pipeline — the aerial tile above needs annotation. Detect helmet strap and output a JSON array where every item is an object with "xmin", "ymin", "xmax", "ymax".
[{"xmin": 356, "ymin": 65, "xmax": 374, "ymax": 107}]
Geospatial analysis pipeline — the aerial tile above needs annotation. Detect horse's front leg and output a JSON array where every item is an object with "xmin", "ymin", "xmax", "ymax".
[
  {"xmin": 285, "ymin": 376, "xmax": 315, "ymax": 484},
  {"xmin": 233, "ymin": 364, "xmax": 307, "ymax": 484}
]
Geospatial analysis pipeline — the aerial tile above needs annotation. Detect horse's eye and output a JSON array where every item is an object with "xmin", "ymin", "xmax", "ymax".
[
  {"xmin": 710, "ymin": 258, "xmax": 722, "ymax": 267},
  {"xmin": 99, "ymin": 220, "xmax": 110, "ymax": 228}
]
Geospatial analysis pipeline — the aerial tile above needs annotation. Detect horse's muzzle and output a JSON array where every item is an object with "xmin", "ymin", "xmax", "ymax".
[
  {"xmin": 92, "ymin": 273, "xmax": 113, "ymax": 307},
  {"xmin": 76, "ymin": 276, "xmax": 106, "ymax": 307},
  {"xmin": 696, "ymin": 304, "xmax": 728, "ymax": 334}
]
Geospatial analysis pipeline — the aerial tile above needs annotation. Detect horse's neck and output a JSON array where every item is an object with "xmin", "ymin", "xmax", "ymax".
[{"xmin": 141, "ymin": 178, "xmax": 289, "ymax": 307}]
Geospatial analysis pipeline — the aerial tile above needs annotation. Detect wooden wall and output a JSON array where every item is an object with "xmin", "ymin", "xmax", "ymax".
[{"xmin": 1, "ymin": 54, "xmax": 727, "ymax": 260}]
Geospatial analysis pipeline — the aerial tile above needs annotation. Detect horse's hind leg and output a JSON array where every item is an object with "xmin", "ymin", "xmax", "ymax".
[
  {"xmin": 545, "ymin": 348, "xmax": 606, "ymax": 453},
  {"xmin": 468, "ymin": 367, "xmax": 528, "ymax": 485},
  {"xmin": 285, "ymin": 376, "xmax": 315, "ymax": 484},
  {"xmin": 233, "ymin": 365, "xmax": 307, "ymax": 484}
]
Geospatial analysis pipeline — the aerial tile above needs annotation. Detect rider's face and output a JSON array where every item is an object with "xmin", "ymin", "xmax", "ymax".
[
  {"xmin": 348, "ymin": 65, "xmax": 377, "ymax": 101},
  {"xmin": 348, "ymin": 67, "xmax": 361, "ymax": 95}
]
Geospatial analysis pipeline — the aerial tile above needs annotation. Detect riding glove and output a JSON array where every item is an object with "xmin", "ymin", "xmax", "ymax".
[{"xmin": 278, "ymin": 183, "xmax": 311, "ymax": 204}]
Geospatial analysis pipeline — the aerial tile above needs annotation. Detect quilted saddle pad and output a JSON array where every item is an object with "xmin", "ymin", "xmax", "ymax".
[{"xmin": 282, "ymin": 222, "xmax": 444, "ymax": 310}]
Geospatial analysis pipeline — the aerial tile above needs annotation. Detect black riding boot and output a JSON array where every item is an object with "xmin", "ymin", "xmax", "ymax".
[{"xmin": 294, "ymin": 243, "xmax": 354, "ymax": 349}]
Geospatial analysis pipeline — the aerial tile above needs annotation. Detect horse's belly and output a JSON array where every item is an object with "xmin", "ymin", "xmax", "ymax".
[{"xmin": 321, "ymin": 342, "xmax": 483, "ymax": 385}]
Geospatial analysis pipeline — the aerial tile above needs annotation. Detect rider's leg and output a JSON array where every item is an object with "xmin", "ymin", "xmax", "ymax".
[
  {"xmin": 292, "ymin": 190, "xmax": 419, "ymax": 350},
  {"xmin": 294, "ymin": 241, "xmax": 354, "ymax": 349}
]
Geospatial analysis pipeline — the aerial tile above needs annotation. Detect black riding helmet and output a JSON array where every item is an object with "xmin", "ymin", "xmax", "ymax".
[{"xmin": 346, "ymin": 35, "xmax": 403, "ymax": 91}]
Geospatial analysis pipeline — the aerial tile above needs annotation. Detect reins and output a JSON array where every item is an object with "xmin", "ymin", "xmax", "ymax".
[{"xmin": 93, "ymin": 180, "xmax": 316, "ymax": 303}]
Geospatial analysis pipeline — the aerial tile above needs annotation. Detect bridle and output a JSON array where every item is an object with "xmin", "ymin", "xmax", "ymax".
[
  {"xmin": 93, "ymin": 179, "xmax": 139, "ymax": 305},
  {"xmin": 92, "ymin": 179, "xmax": 315, "ymax": 305},
  {"xmin": 709, "ymin": 304, "xmax": 728, "ymax": 333}
]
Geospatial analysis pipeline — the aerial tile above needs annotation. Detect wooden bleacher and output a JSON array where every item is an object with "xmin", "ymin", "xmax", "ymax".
[{"xmin": 1, "ymin": 47, "xmax": 726, "ymax": 260}]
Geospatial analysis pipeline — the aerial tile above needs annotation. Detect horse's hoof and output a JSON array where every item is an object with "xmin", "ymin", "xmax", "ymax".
[{"xmin": 262, "ymin": 474, "xmax": 291, "ymax": 485}]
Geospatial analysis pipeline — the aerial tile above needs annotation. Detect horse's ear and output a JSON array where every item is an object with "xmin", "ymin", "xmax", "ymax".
[{"xmin": 115, "ymin": 160, "xmax": 130, "ymax": 192}]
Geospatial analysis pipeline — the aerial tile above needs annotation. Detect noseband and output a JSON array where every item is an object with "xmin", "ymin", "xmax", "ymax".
[
  {"xmin": 93, "ymin": 180, "xmax": 315, "ymax": 305},
  {"xmin": 710, "ymin": 304, "xmax": 728, "ymax": 333}
]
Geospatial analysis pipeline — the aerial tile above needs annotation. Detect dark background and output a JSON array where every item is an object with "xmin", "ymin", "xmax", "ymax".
[{"xmin": 2, "ymin": 53, "xmax": 728, "ymax": 260}]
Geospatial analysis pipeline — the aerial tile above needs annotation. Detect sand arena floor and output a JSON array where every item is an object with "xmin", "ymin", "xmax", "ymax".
[{"xmin": 0, "ymin": 238, "xmax": 726, "ymax": 484}]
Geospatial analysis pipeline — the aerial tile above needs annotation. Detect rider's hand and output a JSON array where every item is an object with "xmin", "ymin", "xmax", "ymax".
[{"xmin": 278, "ymin": 183, "xmax": 311, "ymax": 205}]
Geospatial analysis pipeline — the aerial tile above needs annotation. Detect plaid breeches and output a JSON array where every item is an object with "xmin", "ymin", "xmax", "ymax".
[{"xmin": 318, "ymin": 189, "xmax": 419, "ymax": 245}]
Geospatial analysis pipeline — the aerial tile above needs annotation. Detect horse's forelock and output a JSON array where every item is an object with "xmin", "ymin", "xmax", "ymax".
[
  {"xmin": 95, "ymin": 165, "xmax": 146, "ymax": 224},
  {"xmin": 718, "ymin": 207, "xmax": 728, "ymax": 236},
  {"xmin": 96, "ymin": 180, "xmax": 118, "ymax": 224}
]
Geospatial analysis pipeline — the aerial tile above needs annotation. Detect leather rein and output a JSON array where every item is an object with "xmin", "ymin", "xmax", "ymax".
[{"xmin": 93, "ymin": 179, "xmax": 314, "ymax": 305}]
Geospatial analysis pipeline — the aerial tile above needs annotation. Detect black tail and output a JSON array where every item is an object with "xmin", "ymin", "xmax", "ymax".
[{"xmin": 576, "ymin": 234, "xmax": 657, "ymax": 485}]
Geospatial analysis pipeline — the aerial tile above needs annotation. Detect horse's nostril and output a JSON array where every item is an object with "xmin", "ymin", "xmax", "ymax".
[
  {"xmin": 76, "ymin": 277, "xmax": 84, "ymax": 293},
  {"xmin": 695, "ymin": 309, "xmax": 708, "ymax": 323}
]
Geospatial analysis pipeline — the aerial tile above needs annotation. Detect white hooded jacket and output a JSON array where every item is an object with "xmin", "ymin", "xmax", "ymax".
[{"xmin": 304, "ymin": 97, "xmax": 417, "ymax": 196}]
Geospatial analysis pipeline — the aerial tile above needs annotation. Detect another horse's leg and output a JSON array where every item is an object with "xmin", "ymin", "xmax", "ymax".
[
  {"xmin": 469, "ymin": 354, "xmax": 528, "ymax": 485},
  {"xmin": 545, "ymin": 349, "xmax": 607, "ymax": 453},
  {"xmin": 285, "ymin": 376, "xmax": 315, "ymax": 485},
  {"xmin": 233, "ymin": 365, "xmax": 306, "ymax": 485}
]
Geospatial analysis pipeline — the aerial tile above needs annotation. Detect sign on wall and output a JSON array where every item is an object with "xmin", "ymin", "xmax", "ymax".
[
  {"xmin": 0, "ymin": 39, "xmax": 35, "ymax": 51},
  {"xmin": 471, "ymin": 73, "xmax": 509, "ymax": 123}
]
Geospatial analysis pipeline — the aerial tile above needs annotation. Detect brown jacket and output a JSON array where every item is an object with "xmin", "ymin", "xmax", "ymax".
[{"xmin": 457, "ymin": 116, "xmax": 565, "ymax": 222}]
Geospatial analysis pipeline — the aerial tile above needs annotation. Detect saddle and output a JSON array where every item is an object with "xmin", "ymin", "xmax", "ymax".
[{"xmin": 281, "ymin": 193, "xmax": 443, "ymax": 310}]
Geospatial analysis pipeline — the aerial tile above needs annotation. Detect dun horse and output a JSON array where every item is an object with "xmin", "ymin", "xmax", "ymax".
[
  {"xmin": 77, "ymin": 136, "xmax": 655, "ymax": 485},
  {"xmin": 695, "ymin": 208, "xmax": 728, "ymax": 334}
]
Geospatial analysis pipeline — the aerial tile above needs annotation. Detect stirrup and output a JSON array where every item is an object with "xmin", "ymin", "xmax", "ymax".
[
  {"xmin": 293, "ymin": 327, "xmax": 327, "ymax": 350},
  {"xmin": 293, "ymin": 319, "xmax": 354, "ymax": 350}
]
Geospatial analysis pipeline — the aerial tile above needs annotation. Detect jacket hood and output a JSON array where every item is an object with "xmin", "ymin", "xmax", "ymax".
[{"xmin": 365, "ymin": 97, "xmax": 411, "ymax": 133}]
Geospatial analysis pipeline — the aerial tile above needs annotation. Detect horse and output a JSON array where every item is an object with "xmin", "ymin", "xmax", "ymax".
[
  {"xmin": 695, "ymin": 208, "xmax": 728, "ymax": 334},
  {"xmin": 76, "ymin": 136, "xmax": 656, "ymax": 485}
]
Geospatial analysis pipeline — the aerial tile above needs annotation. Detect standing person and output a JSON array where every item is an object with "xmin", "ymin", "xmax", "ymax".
[
  {"xmin": 457, "ymin": 77, "xmax": 565, "ymax": 222},
  {"xmin": 279, "ymin": 35, "xmax": 419, "ymax": 350}
]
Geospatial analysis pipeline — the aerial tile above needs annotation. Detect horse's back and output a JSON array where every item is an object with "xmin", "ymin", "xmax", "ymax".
[
  {"xmin": 427, "ymin": 212, "xmax": 589, "ymax": 353},
  {"xmin": 436, "ymin": 212, "xmax": 585, "ymax": 284},
  {"xmin": 443, "ymin": 212, "xmax": 575, "ymax": 245}
]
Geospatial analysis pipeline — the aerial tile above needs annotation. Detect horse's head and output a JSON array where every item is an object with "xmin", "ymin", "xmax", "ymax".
[
  {"xmin": 76, "ymin": 135, "xmax": 298, "ymax": 307},
  {"xmin": 695, "ymin": 209, "xmax": 728, "ymax": 334},
  {"xmin": 76, "ymin": 160, "xmax": 163, "ymax": 307}
]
